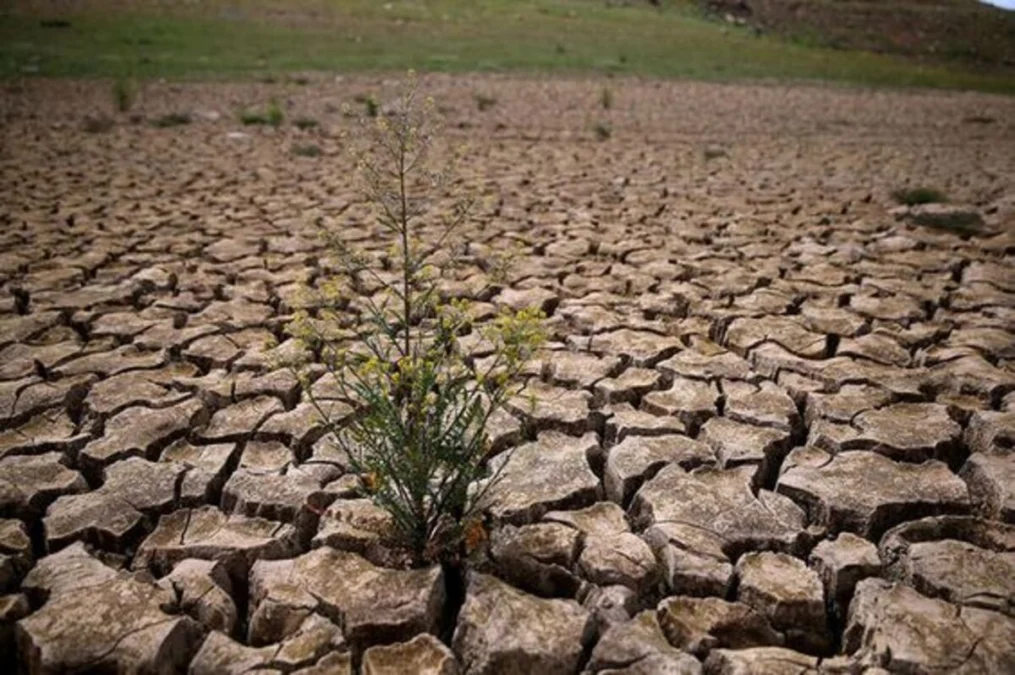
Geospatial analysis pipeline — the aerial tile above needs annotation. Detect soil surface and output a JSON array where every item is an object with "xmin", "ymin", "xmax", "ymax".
[{"xmin": 1, "ymin": 75, "xmax": 1014, "ymax": 674}]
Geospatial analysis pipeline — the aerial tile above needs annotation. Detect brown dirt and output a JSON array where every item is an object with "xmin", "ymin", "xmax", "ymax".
[{"xmin": 2, "ymin": 73, "xmax": 1014, "ymax": 672}]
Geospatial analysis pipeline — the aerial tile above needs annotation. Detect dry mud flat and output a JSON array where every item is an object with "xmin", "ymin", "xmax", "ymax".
[{"xmin": 1, "ymin": 75, "xmax": 1015, "ymax": 674}]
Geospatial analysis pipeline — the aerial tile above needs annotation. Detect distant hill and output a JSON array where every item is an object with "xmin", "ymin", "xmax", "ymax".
[
  {"xmin": 2, "ymin": 0, "xmax": 1013, "ymax": 92},
  {"xmin": 702, "ymin": 0, "xmax": 1015, "ymax": 69}
]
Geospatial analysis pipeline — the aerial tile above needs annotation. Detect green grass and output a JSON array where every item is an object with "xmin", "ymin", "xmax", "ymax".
[
  {"xmin": 893, "ymin": 186, "xmax": 948, "ymax": 206},
  {"xmin": 239, "ymin": 100, "xmax": 284, "ymax": 127},
  {"xmin": 355, "ymin": 93, "xmax": 380, "ymax": 117},
  {"xmin": 1, "ymin": 0, "xmax": 1012, "ymax": 93},
  {"xmin": 910, "ymin": 207, "xmax": 985, "ymax": 236}
]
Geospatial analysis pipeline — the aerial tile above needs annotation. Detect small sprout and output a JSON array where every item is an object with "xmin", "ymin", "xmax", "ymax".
[
  {"xmin": 239, "ymin": 110, "xmax": 268, "ymax": 125},
  {"xmin": 593, "ymin": 121, "xmax": 612, "ymax": 141},
  {"xmin": 239, "ymin": 101, "xmax": 284, "ymax": 127},
  {"xmin": 112, "ymin": 77, "xmax": 137, "ymax": 113},
  {"xmin": 892, "ymin": 187, "xmax": 948, "ymax": 206},
  {"xmin": 151, "ymin": 112, "xmax": 192, "ymax": 128},
  {"xmin": 267, "ymin": 100, "xmax": 285, "ymax": 127},
  {"xmin": 294, "ymin": 117, "xmax": 319, "ymax": 130},
  {"xmin": 474, "ymin": 92, "xmax": 497, "ymax": 112},
  {"xmin": 365, "ymin": 96, "xmax": 379, "ymax": 118},
  {"xmin": 355, "ymin": 93, "xmax": 380, "ymax": 117},
  {"xmin": 600, "ymin": 86, "xmax": 613, "ymax": 110},
  {"xmin": 293, "ymin": 143, "xmax": 322, "ymax": 157}
]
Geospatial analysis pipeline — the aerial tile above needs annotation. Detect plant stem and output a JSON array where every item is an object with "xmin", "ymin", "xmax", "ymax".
[{"xmin": 399, "ymin": 138, "xmax": 411, "ymax": 360}]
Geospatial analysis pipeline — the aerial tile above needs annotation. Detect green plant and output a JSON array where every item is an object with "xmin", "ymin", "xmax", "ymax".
[
  {"xmin": 239, "ymin": 101, "xmax": 284, "ymax": 127},
  {"xmin": 355, "ymin": 93, "xmax": 380, "ymax": 118},
  {"xmin": 294, "ymin": 116, "xmax": 319, "ymax": 130},
  {"xmin": 593, "ymin": 121, "xmax": 612, "ymax": 140},
  {"xmin": 112, "ymin": 76, "xmax": 137, "ymax": 112},
  {"xmin": 910, "ymin": 208, "xmax": 984, "ymax": 236},
  {"xmin": 5, "ymin": 5, "xmax": 1015, "ymax": 95},
  {"xmin": 293, "ymin": 143, "xmax": 322, "ymax": 157},
  {"xmin": 239, "ymin": 110, "xmax": 268, "ymax": 125},
  {"xmin": 600, "ymin": 86, "xmax": 613, "ymax": 110},
  {"xmin": 364, "ymin": 96, "xmax": 379, "ymax": 118},
  {"xmin": 151, "ymin": 112, "xmax": 191, "ymax": 127},
  {"xmin": 892, "ymin": 186, "xmax": 947, "ymax": 206},
  {"xmin": 267, "ymin": 99, "xmax": 285, "ymax": 127},
  {"xmin": 474, "ymin": 92, "xmax": 497, "ymax": 111},
  {"xmin": 286, "ymin": 76, "xmax": 545, "ymax": 568}
]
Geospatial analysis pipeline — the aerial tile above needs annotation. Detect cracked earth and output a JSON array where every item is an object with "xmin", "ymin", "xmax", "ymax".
[{"xmin": 1, "ymin": 75, "xmax": 1014, "ymax": 674}]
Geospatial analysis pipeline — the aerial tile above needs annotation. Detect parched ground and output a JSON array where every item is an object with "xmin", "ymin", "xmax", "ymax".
[{"xmin": 2, "ymin": 75, "xmax": 1015, "ymax": 674}]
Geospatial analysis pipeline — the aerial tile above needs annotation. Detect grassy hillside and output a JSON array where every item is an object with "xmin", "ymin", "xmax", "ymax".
[
  {"xmin": 1, "ymin": 0, "xmax": 1012, "ymax": 93},
  {"xmin": 741, "ymin": 0, "xmax": 1015, "ymax": 69}
]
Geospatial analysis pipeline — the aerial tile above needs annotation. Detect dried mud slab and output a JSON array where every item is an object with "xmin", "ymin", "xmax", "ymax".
[{"xmin": 1, "ymin": 74, "xmax": 1014, "ymax": 673}]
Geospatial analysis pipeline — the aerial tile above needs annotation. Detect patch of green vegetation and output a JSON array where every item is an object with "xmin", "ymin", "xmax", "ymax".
[
  {"xmin": 745, "ymin": 0, "xmax": 1015, "ymax": 71},
  {"xmin": 38, "ymin": 19, "xmax": 72, "ymax": 29},
  {"xmin": 0, "ymin": 1, "xmax": 1012, "ymax": 94},
  {"xmin": 893, "ymin": 187, "xmax": 948, "ymax": 206},
  {"xmin": 593, "ymin": 121, "xmax": 612, "ymax": 140},
  {"xmin": 293, "ymin": 143, "xmax": 322, "ymax": 157},
  {"xmin": 911, "ymin": 209, "xmax": 985, "ymax": 237},
  {"xmin": 239, "ymin": 110, "xmax": 268, "ymax": 125},
  {"xmin": 293, "ymin": 116, "xmax": 319, "ymax": 130},
  {"xmin": 354, "ymin": 93, "xmax": 380, "ymax": 118},
  {"xmin": 240, "ymin": 100, "xmax": 284, "ymax": 127},
  {"xmin": 266, "ymin": 100, "xmax": 284, "ymax": 127},
  {"xmin": 151, "ymin": 112, "xmax": 191, "ymax": 127}
]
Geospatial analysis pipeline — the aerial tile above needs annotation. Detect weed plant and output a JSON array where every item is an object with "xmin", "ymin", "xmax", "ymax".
[{"xmin": 286, "ymin": 75, "xmax": 545, "ymax": 568}]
